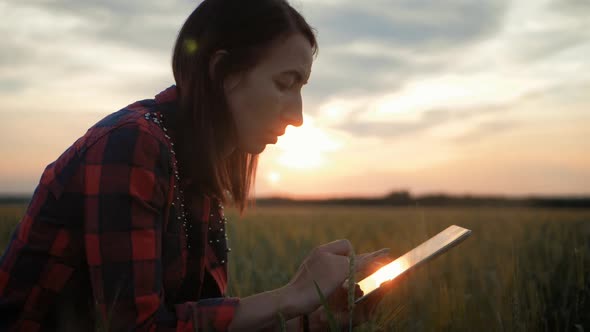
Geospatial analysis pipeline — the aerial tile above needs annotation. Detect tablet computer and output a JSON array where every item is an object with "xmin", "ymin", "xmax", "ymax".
[{"xmin": 355, "ymin": 225, "xmax": 472, "ymax": 304}]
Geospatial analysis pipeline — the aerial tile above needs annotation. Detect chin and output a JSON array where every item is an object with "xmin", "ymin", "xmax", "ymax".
[{"xmin": 239, "ymin": 142, "xmax": 267, "ymax": 155}]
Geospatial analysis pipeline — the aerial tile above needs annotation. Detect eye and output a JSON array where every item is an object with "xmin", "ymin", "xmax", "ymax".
[
  {"xmin": 275, "ymin": 79, "xmax": 294, "ymax": 91},
  {"xmin": 275, "ymin": 75, "xmax": 297, "ymax": 91},
  {"xmin": 275, "ymin": 80, "xmax": 289, "ymax": 91}
]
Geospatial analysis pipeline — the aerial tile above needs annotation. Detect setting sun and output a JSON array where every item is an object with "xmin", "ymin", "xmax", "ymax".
[
  {"xmin": 275, "ymin": 115, "xmax": 340, "ymax": 170},
  {"xmin": 267, "ymin": 171, "xmax": 281, "ymax": 185}
]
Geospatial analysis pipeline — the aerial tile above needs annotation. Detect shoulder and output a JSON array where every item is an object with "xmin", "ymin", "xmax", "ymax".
[
  {"xmin": 79, "ymin": 99, "xmax": 169, "ymax": 153},
  {"xmin": 74, "ymin": 102, "xmax": 178, "ymax": 184},
  {"xmin": 37, "ymin": 93, "xmax": 176, "ymax": 197}
]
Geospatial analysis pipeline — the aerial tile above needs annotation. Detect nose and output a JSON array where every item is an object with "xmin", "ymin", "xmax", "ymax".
[{"xmin": 281, "ymin": 92, "xmax": 303, "ymax": 127}]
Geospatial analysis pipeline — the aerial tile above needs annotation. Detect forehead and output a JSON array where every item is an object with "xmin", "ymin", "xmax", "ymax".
[{"xmin": 256, "ymin": 33, "xmax": 314, "ymax": 74}]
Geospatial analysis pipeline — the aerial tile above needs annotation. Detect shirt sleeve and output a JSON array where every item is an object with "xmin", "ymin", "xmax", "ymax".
[{"xmin": 82, "ymin": 123, "xmax": 239, "ymax": 332}]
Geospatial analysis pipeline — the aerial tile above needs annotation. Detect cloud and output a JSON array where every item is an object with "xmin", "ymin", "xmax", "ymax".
[
  {"xmin": 500, "ymin": 1, "xmax": 590, "ymax": 64},
  {"xmin": 0, "ymin": 42, "xmax": 34, "ymax": 68},
  {"xmin": 304, "ymin": 52, "xmax": 406, "ymax": 103},
  {"xmin": 320, "ymin": 75, "xmax": 587, "ymax": 143},
  {"xmin": 0, "ymin": 79, "xmax": 27, "ymax": 94},
  {"xmin": 304, "ymin": 0, "xmax": 590, "ymax": 149},
  {"xmin": 450, "ymin": 120, "xmax": 518, "ymax": 145},
  {"xmin": 1, "ymin": 0, "xmax": 187, "ymax": 57},
  {"xmin": 334, "ymin": 107, "xmax": 450, "ymax": 138},
  {"xmin": 549, "ymin": 0, "xmax": 590, "ymax": 14},
  {"xmin": 0, "ymin": 1, "xmax": 179, "ymax": 109},
  {"xmin": 1, "ymin": 0, "xmax": 512, "ymax": 104},
  {"xmin": 300, "ymin": 0, "xmax": 510, "ymax": 100},
  {"xmin": 2, "ymin": 0, "xmax": 589, "ymax": 196},
  {"xmin": 512, "ymin": 29, "xmax": 590, "ymax": 63},
  {"xmin": 13, "ymin": 0, "xmax": 190, "ymax": 48},
  {"xmin": 333, "ymin": 102, "xmax": 510, "ymax": 140},
  {"xmin": 306, "ymin": 0, "xmax": 509, "ymax": 47}
]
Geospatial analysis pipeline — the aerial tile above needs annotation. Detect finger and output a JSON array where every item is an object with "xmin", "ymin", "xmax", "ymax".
[
  {"xmin": 318, "ymin": 239, "xmax": 353, "ymax": 256},
  {"xmin": 357, "ymin": 254, "xmax": 392, "ymax": 272},
  {"xmin": 370, "ymin": 248, "xmax": 391, "ymax": 256},
  {"xmin": 355, "ymin": 248, "xmax": 390, "ymax": 267},
  {"xmin": 356, "ymin": 256, "xmax": 393, "ymax": 280},
  {"xmin": 361, "ymin": 256, "xmax": 392, "ymax": 274},
  {"xmin": 356, "ymin": 248, "xmax": 390, "ymax": 261}
]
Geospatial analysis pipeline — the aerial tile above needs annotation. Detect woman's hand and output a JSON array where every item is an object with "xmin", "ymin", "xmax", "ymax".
[
  {"xmin": 286, "ymin": 240, "xmax": 391, "ymax": 317},
  {"xmin": 306, "ymin": 251, "xmax": 396, "ymax": 331}
]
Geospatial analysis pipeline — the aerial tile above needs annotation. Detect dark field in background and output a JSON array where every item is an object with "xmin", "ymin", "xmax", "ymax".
[{"xmin": 1, "ymin": 204, "xmax": 589, "ymax": 331}]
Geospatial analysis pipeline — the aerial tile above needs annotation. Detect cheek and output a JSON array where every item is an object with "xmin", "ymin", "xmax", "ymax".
[
  {"xmin": 251, "ymin": 81, "xmax": 282, "ymax": 115},
  {"xmin": 236, "ymin": 83, "xmax": 281, "ymax": 124},
  {"xmin": 228, "ymin": 74, "xmax": 285, "ymax": 149}
]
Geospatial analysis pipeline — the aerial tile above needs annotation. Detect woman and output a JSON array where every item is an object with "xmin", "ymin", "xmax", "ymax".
[{"xmin": 0, "ymin": 0, "xmax": 392, "ymax": 330}]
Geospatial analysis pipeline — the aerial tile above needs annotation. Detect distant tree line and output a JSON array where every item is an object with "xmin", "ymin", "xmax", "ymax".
[
  {"xmin": 255, "ymin": 191, "xmax": 590, "ymax": 208},
  {"xmin": 1, "ymin": 191, "xmax": 589, "ymax": 208},
  {"xmin": 0, "ymin": 196, "xmax": 31, "ymax": 205}
]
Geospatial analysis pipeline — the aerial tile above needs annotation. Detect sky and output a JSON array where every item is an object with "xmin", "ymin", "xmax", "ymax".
[{"xmin": 0, "ymin": 0, "xmax": 589, "ymax": 198}]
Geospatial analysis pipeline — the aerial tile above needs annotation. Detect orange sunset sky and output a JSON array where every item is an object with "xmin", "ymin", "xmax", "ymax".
[{"xmin": 1, "ymin": 0, "xmax": 589, "ymax": 198}]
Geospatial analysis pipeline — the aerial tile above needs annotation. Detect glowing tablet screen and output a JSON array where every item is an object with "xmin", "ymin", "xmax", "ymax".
[{"xmin": 356, "ymin": 225, "xmax": 471, "ymax": 303}]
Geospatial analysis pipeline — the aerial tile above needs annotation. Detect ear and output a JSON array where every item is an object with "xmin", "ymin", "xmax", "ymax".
[
  {"xmin": 209, "ymin": 50, "xmax": 229, "ymax": 81},
  {"xmin": 209, "ymin": 50, "xmax": 242, "ymax": 93}
]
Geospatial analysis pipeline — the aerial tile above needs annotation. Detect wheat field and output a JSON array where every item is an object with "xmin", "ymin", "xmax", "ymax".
[{"xmin": 1, "ymin": 204, "xmax": 589, "ymax": 331}]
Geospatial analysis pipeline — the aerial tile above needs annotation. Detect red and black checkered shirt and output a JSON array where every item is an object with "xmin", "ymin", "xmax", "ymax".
[{"xmin": 0, "ymin": 86, "xmax": 240, "ymax": 331}]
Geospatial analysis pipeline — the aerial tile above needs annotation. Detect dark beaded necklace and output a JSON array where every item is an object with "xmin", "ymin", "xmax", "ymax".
[{"xmin": 144, "ymin": 111, "xmax": 231, "ymax": 263}]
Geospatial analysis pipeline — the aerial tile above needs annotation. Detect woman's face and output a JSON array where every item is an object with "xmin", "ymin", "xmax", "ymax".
[{"xmin": 223, "ymin": 33, "xmax": 314, "ymax": 154}]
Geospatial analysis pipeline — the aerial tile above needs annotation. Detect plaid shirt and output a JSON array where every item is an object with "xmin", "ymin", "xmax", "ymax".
[{"xmin": 0, "ymin": 86, "xmax": 239, "ymax": 331}]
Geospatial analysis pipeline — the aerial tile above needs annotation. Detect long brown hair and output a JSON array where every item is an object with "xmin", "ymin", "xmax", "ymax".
[{"xmin": 171, "ymin": 0, "xmax": 318, "ymax": 213}]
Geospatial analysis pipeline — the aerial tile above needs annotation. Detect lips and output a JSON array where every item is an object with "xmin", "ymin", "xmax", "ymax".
[
  {"xmin": 271, "ymin": 129, "xmax": 285, "ymax": 137},
  {"xmin": 264, "ymin": 130, "xmax": 283, "ymax": 144}
]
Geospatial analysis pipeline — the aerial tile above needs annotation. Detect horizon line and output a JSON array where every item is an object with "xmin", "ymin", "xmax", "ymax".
[{"xmin": 1, "ymin": 192, "xmax": 590, "ymax": 200}]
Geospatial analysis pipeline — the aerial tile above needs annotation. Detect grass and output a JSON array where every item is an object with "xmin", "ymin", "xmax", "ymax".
[
  {"xmin": 1, "ymin": 204, "xmax": 589, "ymax": 331},
  {"xmin": 348, "ymin": 246, "xmax": 356, "ymax": 332},
  {"xmin": 224, "ymin": 205, "xmax": 590, "ymax": 331}
]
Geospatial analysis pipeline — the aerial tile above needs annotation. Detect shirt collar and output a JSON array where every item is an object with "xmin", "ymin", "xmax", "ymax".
[
  {"xmin": 155, "ymin": 85, "xmax": 178, "ymax": 104},
  {"xmin": 153, "ymin": 85, "xmax": 180, "ymax": 151}
]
